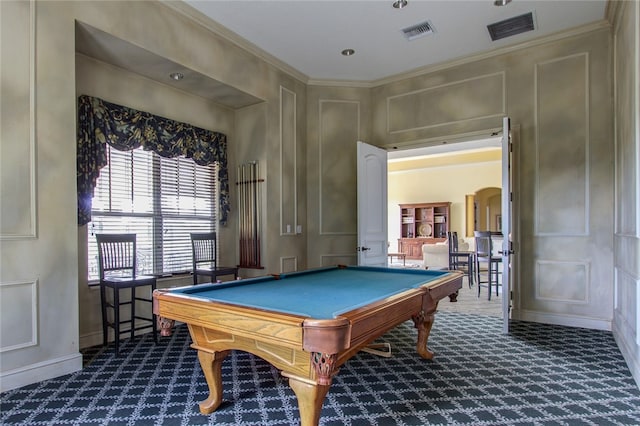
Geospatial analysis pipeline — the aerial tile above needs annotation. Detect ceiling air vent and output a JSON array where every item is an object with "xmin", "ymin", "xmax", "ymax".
[
  {"xmin": 401, "ymin": 20, "xmax": 435, "ymax": 41},
  {"xmin": 487, "ymin": 12, "xmax": 534, "ymax": 41}
]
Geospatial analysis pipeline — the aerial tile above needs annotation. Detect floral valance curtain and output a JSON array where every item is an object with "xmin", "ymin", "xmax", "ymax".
[{"xmin": 76, "ymin": 95, "xmax": 229, "ymax": 226}]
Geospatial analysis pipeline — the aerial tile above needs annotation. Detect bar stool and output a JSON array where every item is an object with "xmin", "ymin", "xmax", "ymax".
[
  {"xmin": 191, "ymin": 232, "xmax": 238, "ymax": 284},
  {"xmin": 96, "ymin": 234, "xmax": 157, "ymax": 355},
  {"xmin": 474, "ymin": 231, "xmax": 502, "ymax": 300}
]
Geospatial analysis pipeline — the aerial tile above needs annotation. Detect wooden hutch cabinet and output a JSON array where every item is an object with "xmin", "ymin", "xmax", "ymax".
[{"xmin": 398, "ymin": 202, "xmax": 450, "ymax": 259}]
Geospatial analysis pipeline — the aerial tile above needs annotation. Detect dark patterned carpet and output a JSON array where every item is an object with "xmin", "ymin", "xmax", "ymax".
[{"xmin": 2, "ymin": 312, "xmax": 640, "ymax": 425}]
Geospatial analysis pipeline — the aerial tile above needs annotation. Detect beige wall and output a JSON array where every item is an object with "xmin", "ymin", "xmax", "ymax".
[
  {"xmin": 611, "ymin": 0, "xmax": 640, "ymax": 387},
  {"xmin": 0, "ymin": 0, "xmax": 308, "ymax": 390},
  {"xmin": 372, "ymin": 25, "xmax": 615, "ymax": 332},
  {"xmin": 1, "ymin": 1, "xmax": 82, "ymax": 389},
  {"xmin": 306, "ymin": 85, "xmax": 371, "ymax": 268},
  {"xmin": 388, "ymin": 158, "xmax": 501, "ymax": 252},
  {"xmin": 1, "ymin": 0, "xmax": 637, "ymax": 392}
]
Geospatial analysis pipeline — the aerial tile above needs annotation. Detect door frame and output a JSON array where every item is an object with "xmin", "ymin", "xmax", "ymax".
[{"xmin": 384, "ymin": 125, "xmax": 520, "ymax": 332}]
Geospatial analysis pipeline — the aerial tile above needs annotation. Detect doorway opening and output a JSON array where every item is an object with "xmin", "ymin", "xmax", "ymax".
[{"xmin": 386, "ymin": 135, "xmax": 504, "ymax": 318}]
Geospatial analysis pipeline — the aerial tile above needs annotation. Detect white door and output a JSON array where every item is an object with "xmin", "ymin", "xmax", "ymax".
[
  {"xmin": 357, "ymin": 141, "xmax": 388, "ymax": 266},
  {"xmin": 501, "ymin": 117, "xmax": 514, "ymax": 333}
]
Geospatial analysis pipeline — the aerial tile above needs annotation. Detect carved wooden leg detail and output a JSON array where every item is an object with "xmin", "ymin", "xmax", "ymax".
[
  {"xmin": 286, "ymin": 375, "xmax": 331, "ymax": 426},
  {"xmin": 412, "ymin": 307, "xmax": 438, "ymax": 360},
  {"xmin": 197, "ymin": 350, "xmax": 230, "ymax": 414},
  {"xmin": 157, "ymin": 316, "xmax": 175, "ymax": 337},
  {"xmin": 448, "ymin": 290, "xmax": 459, "ymax": 302}
]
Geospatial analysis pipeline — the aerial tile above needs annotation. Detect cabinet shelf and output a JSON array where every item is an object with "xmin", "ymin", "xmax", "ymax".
[{"xmin": 398, "ymin": 202, "xmax": 450, "ymax": 259}]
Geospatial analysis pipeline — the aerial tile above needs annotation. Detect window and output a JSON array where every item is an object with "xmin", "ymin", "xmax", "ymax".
[{"xmin": 87, "ymin": 145, "xmax": 218, "ymax": 280}]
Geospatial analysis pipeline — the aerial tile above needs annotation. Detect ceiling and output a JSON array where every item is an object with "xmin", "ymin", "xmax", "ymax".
[{"xmin": 184, "ymin": 0, "xmax": 608, "ymax": 83}]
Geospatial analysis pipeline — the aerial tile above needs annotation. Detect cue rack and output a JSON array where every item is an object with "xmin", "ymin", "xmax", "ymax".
[{"xmin": 236, "ymin": 161, "xmax": 263, "ymax": 269}]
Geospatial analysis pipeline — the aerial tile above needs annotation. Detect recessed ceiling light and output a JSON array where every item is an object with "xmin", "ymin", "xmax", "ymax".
[
  {"xmin": 169, "ymin": 72, "xmax": 184, "ymax": 81},
  {"xmin": 341, "ymin": 49, "xmax": 355, "ymax": 56},
  {"xmin": 393, "ymin": 0, "xmax": 408, "ymax": 9},
  {"xmin": 494, "ymin": 0, "xmax": 511, "ymax": 5}
]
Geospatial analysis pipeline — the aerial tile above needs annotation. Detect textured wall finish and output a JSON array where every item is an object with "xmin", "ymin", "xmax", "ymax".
[
  {"xmin": 536, "ymin": 261, "xmax": 589, "ymax": 303},
  {"xmin": 280, "ymin": 86, "xmax": 297, "ymax": 235},
  {"xmin": 373, "ymin": 27, "xmax": 613, "ymax": 330},
  {"xmin": 386, "ymin": 72, "xmax": 505, "ymax": 134},
  {"xmin": 0, "ymin": 281, "xmax": 37, "ymax": 352},
  {"xmin": 535, "ymin": 54, "xmax": 589, "ymax": 236},
  {"xmin": 0, "ymin": 1, "xmax": 35, "ymax": 238},
  {"xmin": 319, "ymin": 100, "xmax": 359, "ymax": 235},
  {"xmin": 614, "ymin": 7, "xmax": 638, "ymax": 236},
  {"xmin": 611, "ymin": 0, "xmax": 640, "ymax": 387}
]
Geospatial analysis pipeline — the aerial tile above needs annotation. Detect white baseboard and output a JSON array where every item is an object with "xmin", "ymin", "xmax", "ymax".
[
  {"xmin": 513, "ymin": 309, "xmax": 612, "ymax": 331},
  {"xmin": 613, "ymin": 316, "xmax": 640, "ymax": 390},
  {"xmin": 1, "ymin": 353, "xmax": 82, "ymax": 392}
]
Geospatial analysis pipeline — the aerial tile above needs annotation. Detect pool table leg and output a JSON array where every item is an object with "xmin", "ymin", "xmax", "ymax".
[
  {"xmin": 286, "ymin": 374, "xmax": 331, "ymax": 426},
  {"xmin": 197, "ymin": 349, "xmax": 231, "ymax": 414},
  {"xmin": 412, "ymin": 306, "xmax": 438, "ymax": 360}
]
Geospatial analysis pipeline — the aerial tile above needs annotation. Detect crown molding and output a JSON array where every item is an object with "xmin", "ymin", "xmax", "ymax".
[
  {"xmin": 161, "ymin": 1, "xmax": 309, "ymax": 84},
  {"xmin": 605, "ymin": 0, "xmax": 625, "ymax": 29},
  {"xmin": 306, "ymin": 79, "xmax": 373, "ymax": 88}
]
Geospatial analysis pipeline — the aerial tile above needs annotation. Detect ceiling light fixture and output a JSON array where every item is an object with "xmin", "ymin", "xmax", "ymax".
[
  {"xmin": 169, "ymin": 72, "xmax": 184, "ymax": 81},
  {"xmin": 393, "ymin": 0, "xmax": 408, "ymax": 9},
  {"xmin": 341, "ymin": 49, "xmax": 355, "ymax": 56},
  {"xmin": 494, "ymin": 0, "xmax": 511, "ymax": 5}
]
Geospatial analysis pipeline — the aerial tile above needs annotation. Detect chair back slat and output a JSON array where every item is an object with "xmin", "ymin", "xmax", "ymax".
[
  {"xmin": 448, "ymin": 231, "xmax": 460, "ymax": 253},
  {"xmin": 191, "ymin": 232, "xmax": 217, "ymax": 270},
  {"xmin": 474, "ymin": 231, "xmax": 493, "ymax": 259},
  {"xmin": 96, "ymin": 234, "xmax": 137, "ymax": 279}
]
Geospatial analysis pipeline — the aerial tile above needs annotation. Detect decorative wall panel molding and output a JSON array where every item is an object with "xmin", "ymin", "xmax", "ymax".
[
  {"xmin": 279, "ymin": 86, "xmax": 297, "ymax": 235},
  {"xmin": 612, "ymin": 1, "xmax": 640, "ymax": 237},
  {"xmin": 535, "ymin": 260, "xmax": 589, "ymax": 303},
  {"xmin": 280, "ymin": 256, "xmax": 297, "ymax": 273},
  {"xmin": 0, "ymin": 0, "xmax": 36, "ymax": 239},
  {"xmin": 613, "ymin": 267, "xmax": 639, "ymax": 339},
  {"xmin": 534, "ymin": 53, "xmax": 589, "ymax": 236},
  {"xmin": 0, "ymin": 280, "xmax": 38, "ymax": 352},
  {"xmin": 386, "ymin": 72, "xmax": 505, "ymax": 134},
  {"xmin": 318, "ymin": 100, "xmax": 359, "ymax": 235}
]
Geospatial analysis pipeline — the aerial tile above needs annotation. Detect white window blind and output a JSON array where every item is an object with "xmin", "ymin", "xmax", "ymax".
[{"xmin": 87, "ymin": 145, "xmax": 218, "ymax": 280}]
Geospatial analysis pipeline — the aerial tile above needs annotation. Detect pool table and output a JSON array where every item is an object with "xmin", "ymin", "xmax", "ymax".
[{"xmin": 153, "ymin": 265, "xmax": 462, "ymax": 426}]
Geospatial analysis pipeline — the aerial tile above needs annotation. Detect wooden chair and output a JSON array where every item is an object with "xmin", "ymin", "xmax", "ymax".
[
  {"xmin": 447, "ymin": 231, "xmax": 475, "ymax": 287},
  {"xmin": 474, "ymin": 231, "xmax": 502, "ymax": 300},
  {"xmin": 191, "ymin": 232, "xmax": 238, "ymax": 284},
  {"xmin": 96, "ymin": 234, "xmax": 157, "ymax": 355}
]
